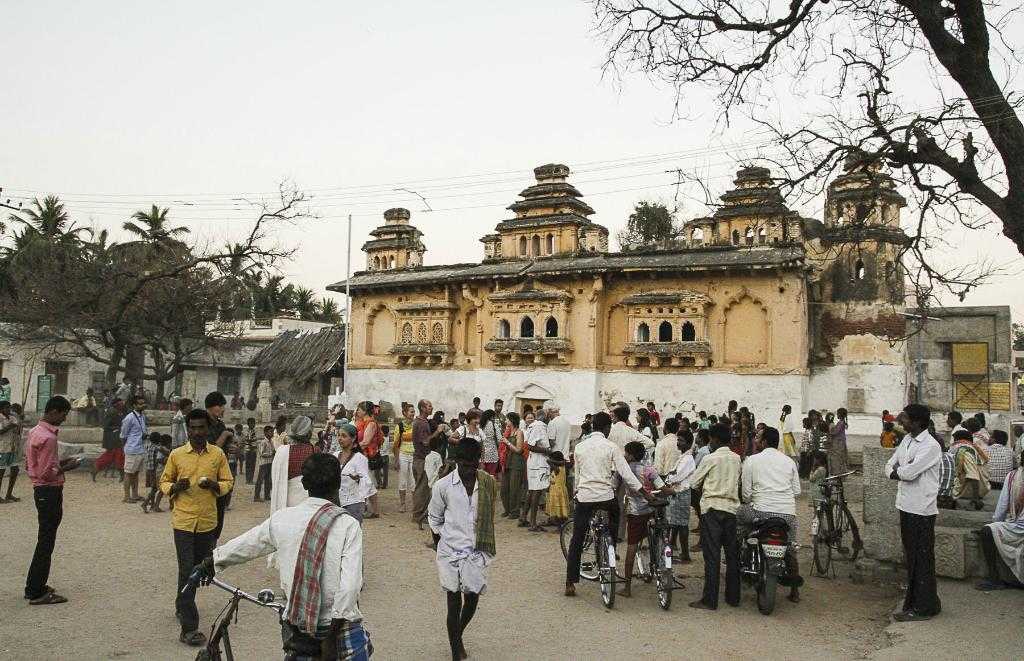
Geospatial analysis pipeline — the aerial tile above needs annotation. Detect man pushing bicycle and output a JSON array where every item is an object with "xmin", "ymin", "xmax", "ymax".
[{"xmin": 194, "ymin": 452, "xmax": 372, "ymax": 660}]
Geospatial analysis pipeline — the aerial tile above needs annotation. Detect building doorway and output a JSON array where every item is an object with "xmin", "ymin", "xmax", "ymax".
[{"xmin": 517, "ymin": 397, "xmax": 547, "ymax": 416}]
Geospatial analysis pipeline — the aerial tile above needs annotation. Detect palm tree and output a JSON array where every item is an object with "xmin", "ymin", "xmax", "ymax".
[
  {"xmin": 293, "ymin": 286, "xmax": 318, "ymax": 320},
  {"xmin": 10, "ymin": 195, "xmax": 84, "ymax": 242},
  {"xmin": 123, "ymin": 205, "xmax": 189, "ymax": 244},
  {"xmin": 315, "ymin": 297, "xmax": 342, "ymax": 323}
]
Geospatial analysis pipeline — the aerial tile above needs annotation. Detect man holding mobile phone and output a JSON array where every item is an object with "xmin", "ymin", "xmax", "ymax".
[
  {"xmin": 160, "ymin": 408, "xmax": 234, "ymax": 647},
  {"xmin": 24, "ymin": 396, "xmax": 77, "ymax": 605}
]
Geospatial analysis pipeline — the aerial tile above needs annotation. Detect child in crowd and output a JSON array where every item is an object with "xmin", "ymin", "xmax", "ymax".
[
  {"xmin": 141, "ymin": 433, "xmax": 171, "ymax": 513},
  {"xmin": 243, "ymin": 417, "xmax": 258, "ymax": 484},
  {"xmin": 545, "ymin": 451, "xmax": 570, "ymax": 527},
  {"xmin": 879, "ymin": 421, "xmax": 898, "ymax": 449},
  {"xmin": 421, "ymin": 437, "xmax": 445, "ymax": 533},
  {"xmin": 619, "ymin": 441, "xmax": 667, "ymax": 598},
  {"xmin": 254, "ymin": 425, "xmax": 275, "ymax": 502},
  {"xmin": 230, "ymin": 423, "xmax": 244, "ymax": 477},
  {"xmin": 808, "ymin": 452, "xmax": 829, "ymax": 509}
]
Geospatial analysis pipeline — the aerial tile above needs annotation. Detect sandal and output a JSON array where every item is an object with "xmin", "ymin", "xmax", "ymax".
[
  {"xmin": 25, "ymin": 585, "xmax": 54, "ymax": 600},
  {"xmin": 140, "ymin": 501, "xmax": 150, "ymax": 514},
  {"xmin": 365, "ymin": 513, "xmax": 380, "ymax": 519},
  {"xmin": 29, "ymin": 591, "xmax": 68, "ymax": 605},
  {"xmin": 529, "ymin": 526, "xmax": 545, "ymax": 533},
  {"xmin": 5, "ymin": 495, "xmax": 19, "ymax": 502},
  {"xmin": 179, "ymin": 630, "xmax": 206, "ymax": 647}
]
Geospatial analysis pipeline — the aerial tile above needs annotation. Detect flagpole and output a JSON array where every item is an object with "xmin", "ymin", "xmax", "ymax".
[{"xmin": 342, "ymin": 213, "xmax": 352, "ymax": 400}]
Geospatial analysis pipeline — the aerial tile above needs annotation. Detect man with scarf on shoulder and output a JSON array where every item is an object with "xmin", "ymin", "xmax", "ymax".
[
  {"xmin": 195, "ymin": 453, "xmax": 371, "ymax": 660},
  {"xmin": 428, "ymin": 437, "xmax": 497, "ymax": 661}
]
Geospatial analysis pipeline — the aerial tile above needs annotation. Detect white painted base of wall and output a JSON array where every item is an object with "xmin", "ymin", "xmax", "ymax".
[
  {"xmin": 345, "ymin": 367, "xmax": 810, "ymax": 424},
  {"xmin": 806, "ymin": 364, "xmax": 908, "ymax": 421}
]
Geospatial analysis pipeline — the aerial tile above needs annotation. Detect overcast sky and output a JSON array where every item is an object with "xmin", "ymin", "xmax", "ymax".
[{"xmin": 3, "ymin": 1, "xmax": 1021, "ymax": 321}]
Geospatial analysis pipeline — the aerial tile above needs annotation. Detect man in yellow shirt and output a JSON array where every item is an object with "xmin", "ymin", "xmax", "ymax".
[
  {"xmin": 688, "ymin": 423, "xmax": 741, "ymax": 611},
  {"xmin": 160, "ymin": 409, "xmax": 233, "ymax": 648}
]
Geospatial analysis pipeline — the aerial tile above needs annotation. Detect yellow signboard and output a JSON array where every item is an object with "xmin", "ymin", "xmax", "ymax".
[
  {"xmin": 951, "ymin": 342, "xmax": 989, "ymax": 376},
  {"xmin": 954, "ymin": 381, "xmax": 1011, "ymax": 412}
]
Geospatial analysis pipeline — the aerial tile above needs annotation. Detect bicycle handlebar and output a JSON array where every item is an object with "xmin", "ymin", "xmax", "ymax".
[
  {"xmin": 823, "ymin": 470, "xmax": 858, "ymax": 482},
  {"xmin": 181, "ymin": 571, "xmax": 285, "ymax": 614}
]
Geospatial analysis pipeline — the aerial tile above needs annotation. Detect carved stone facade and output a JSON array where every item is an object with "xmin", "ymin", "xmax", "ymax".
[{"xmin": 331, "ymin": 160, "xmax": 911, "ymax": 419}]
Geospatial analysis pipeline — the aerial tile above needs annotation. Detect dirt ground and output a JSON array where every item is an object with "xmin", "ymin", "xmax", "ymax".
[{"xmin": 1, "ymin": 470, "xmax": 900, "ymax": 660}]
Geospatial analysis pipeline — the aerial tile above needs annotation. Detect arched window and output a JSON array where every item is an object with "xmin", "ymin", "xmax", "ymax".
[
  {"xmin": 417, "ymin": 323, "xmax": 428, "ymax": 343},
  {"xmin": 636, "ymin": 322, "xmax": 650, "ymax": 343},
  {"xmin": 497, "ymin": 319, "xmax": 510, "ymax": 339},
  {"xmin": 658, "ymin": 321, "xmax": 673, "ymax": 342},
  {"xmin": 745, "ymin": 227, "xmax": 755, "ymax": 245},
  {"xmin": 373, "ymin": 256, "xmax": 380, "ymax": 270},
  {"xmin": 545, "ymin": 317, "xmax": 558, "ymax": 338},
  {"xmin": 520, "ymin": 316, "xmax": 535, "ymax": 338},
  {"xmin": 401, "ymin": 322, "xmax": 413, "ymax": 344},
  {"xmin": 856, "ymin": 204, "xmax": 870, "ymax": 223},
  {"xmin": 546, "ymin": 234, "xmax": 554, "ymax": 255},
  {"xmin": 681, "ymin": 321, "xmax": 696, "ymax": 341},
  {"xmin": 519, "ymin": 236, "xmax": 528, "ymax": 256},
  {"xmin": 781, "ymin": 221, "xmax": 789, "ymax": 241},
  {"xmin": 531, "ymin": 235, "xmax": 541, "ymax": 256},
  {"xmin": 854, "ymin": 259, "xmax": 867, "ymax": 280},
  {"xmin": 758, "ymin": 227, "xmax": 767, "ymax": 244},
  {"xmin": 405, "ymin": 251, "xmax": 411, "ymax": 265},
  {"xmin": 691, "ymin": 228, "xmax": 704, "ymax": 244},
  {"xmin": 431, "ymin": 322, "xmax": 444, "ymax": 344},
  {"xmin": 389, "ymin": 255, "xmax": 396, "ymax": 269},
  {"xmin": 732, "ymin": 230, "xmax": 740, "ymax": 245}
]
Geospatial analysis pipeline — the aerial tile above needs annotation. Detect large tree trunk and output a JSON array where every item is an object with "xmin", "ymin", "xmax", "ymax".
[
  {"xmin": 105, "ymin": 343, "xmax": 125, "ymax": 389},
  {"xmin": 150, "ymin": 345, "xmax": 167, "ymax": 406}
]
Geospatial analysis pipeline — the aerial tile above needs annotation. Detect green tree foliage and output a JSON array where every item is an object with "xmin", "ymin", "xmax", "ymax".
[{"xmin": 617, "ymin": 200, "xmax": 679, "ymax": 250}]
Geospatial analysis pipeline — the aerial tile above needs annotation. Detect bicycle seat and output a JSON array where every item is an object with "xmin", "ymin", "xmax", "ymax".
[{"xmin": 648, "ymin": 499, "xmax": 670, "ymax": 509}]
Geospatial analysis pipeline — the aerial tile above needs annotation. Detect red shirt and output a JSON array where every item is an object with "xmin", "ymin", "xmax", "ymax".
[{"xmin": 26, "ymin": 420, "xmax": 63, "ymax": 487}]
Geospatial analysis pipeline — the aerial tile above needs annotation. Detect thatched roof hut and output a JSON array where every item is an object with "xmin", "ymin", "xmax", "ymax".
[{"xmin": 251, "ymin": 326, "xmax": 345, "ymax": 387}]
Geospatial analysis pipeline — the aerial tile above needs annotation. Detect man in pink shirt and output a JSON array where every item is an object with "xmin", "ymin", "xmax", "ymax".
[{"xmin": 24, "ymin": 396, "xmax": 77, "ymax": 605}]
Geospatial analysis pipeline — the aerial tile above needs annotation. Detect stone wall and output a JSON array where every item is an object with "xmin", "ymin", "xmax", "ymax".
[{"xmin": 859, "ymin": 445, "xmax": 995, "ymax": 580}]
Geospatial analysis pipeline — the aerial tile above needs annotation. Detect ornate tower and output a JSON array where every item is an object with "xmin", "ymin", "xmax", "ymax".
[
  {"xmin": 486, "ymin": 163, "xmax": 608, "ymax": 260},
  {"xmin": 362, "ymin": 208, "xmax": 425, "ymax": 271},
  {"xmin": 819, "ymin": 156, "xmax": 908, "ymax": 305}
]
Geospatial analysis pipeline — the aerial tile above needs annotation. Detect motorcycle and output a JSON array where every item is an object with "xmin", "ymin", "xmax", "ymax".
[{"xmin": 739, "ymin": 516, "xmax": 792, "ymax": 615}]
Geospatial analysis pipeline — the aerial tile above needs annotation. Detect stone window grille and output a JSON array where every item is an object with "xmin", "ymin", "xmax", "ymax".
[
  {"xmin": 431, "ymin": 322, "xmax": 444, "ymax": 344},
  {"xmin": 417, "ymin": 323, "xmax": 428, "ymax": 344},
  {"xmin": 401, "ymin": 322, "xmax": 413, "ymax": 344}
]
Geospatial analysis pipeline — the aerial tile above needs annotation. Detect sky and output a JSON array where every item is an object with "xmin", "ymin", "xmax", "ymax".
[{"xmin": 2, "ymin": 1, "xmax": 1021, "ymax": 321}]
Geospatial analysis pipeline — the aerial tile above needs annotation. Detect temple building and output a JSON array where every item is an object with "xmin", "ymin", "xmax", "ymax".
[{"xmin": 329, "ymin": 160, "xmax": 910, "ymax": 419}]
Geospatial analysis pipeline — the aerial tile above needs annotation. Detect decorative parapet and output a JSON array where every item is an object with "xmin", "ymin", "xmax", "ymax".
[
  {"xmin": 622, "ymin": 341, "xmax": 712, "ymax": 368},
  {"xmin": 484, "ymin": 337, "xmax": 573, "ymax": 366},
  {"xmin": 389, "ymin": 343, "xmax": 454, "ymax": 367}
]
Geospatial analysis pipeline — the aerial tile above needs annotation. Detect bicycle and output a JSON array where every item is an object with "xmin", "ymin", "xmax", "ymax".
[
  {"xmin": 629, "ymin": 499, "xmax": 677, "ymax": 610},
  {"xmin": 559, "ymin": 509, "xmax": 618, "ymax": 609},
  {"xmin": 810, "ymin": 470, "xmax": 864, "ymax": 577},
  {"xmin": 182, "ymin": 572, "xmax": 285, "ymax": 661}
]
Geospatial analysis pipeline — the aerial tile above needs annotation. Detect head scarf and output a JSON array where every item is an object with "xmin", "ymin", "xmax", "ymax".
[
  {"xmin": 337, "ymin": 422, "xmax": 357, "ymax": 440},
  {"xmin": 289, "ymin": 415, "xmax": 313, "ymax": 443}
]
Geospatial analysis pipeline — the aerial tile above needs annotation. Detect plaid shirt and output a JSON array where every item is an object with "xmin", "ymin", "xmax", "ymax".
[
  {"xmin": 986, "ymin": 444, "xmax": 1015, "ymax": 484},
  {"xmin": 144, "ymin": 442, "xmax": 169, "ymax": 471}
]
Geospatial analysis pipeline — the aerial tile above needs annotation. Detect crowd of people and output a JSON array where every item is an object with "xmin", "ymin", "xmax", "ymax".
[{"xmin": 11, "ymin": 385, "xmax": 1024, "ymax": 660}]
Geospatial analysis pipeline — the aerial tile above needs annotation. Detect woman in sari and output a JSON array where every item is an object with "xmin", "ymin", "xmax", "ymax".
[
  {"xmin": 499, "ymin": 412, "xmax": 526, "ymax": 519},
  {"xmin": 354, "ymin": 401, "xmax": 382, "ymax": 519}
]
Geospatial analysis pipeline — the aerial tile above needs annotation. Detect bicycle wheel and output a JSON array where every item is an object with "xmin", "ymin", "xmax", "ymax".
[
  {"xmin": 811, "ymin": 509, "xmax": 832, "ymax": 576},
  {"xmin": 832, "ymin": 502, "xmax": 849, "ymax": 555},
  {"xmin": 634, "ymin": 537, "xmax": 652, "ymax": 582},
  {"xmin": 597, "ymin": 534, "xmax": 616, "ymax": 609},
  {"xmin": 842, "ymin": 503, "xmax": 863, "ymax": 561},
  {"xmin": 561, "ymin": 520, "xmax": 599, "ymax": 581},
  {"xmin": 655, "ymin": 535, "xmax": 673, "ymax": 610}
]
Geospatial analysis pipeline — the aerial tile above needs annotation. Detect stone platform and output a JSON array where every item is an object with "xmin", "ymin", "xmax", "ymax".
[{"xmin": 857, "ymin": 445, "xmax": 998, "ymax": 581}]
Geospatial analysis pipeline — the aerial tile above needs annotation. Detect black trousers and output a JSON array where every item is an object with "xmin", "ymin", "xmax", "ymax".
[
  {"xmin": 213, "ymin": 492, "xmax": 229, "ymax": 540},
  {"xmin": 173, "ymin": 528, "xmax": 216, "ymax": 634},
  {"xmin": 244, "ymin": 451, "xmax": 257, "ymax": 483},
  {"xmin": 565, "ymin": 498, "xmax": 620, "ymax": 584},
  {"xmin": 699, "ymin": 509, "xmax": 740, "ymax": 608},
  {"xmin": 25, "ymin": 485, "xmax": 64, "ymax": 599},
  {"xmin": 254, "ymin": 464, "xmax": 272, "ymax": 500},
  {"xmin": 899, "ymin": 510, "xmax": 941, "ymax": 615}
]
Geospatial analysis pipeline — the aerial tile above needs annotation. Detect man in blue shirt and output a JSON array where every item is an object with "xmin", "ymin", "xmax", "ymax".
[{"xmin": 120, "ymin": 394, "xmax": 148, "ymax": 503}]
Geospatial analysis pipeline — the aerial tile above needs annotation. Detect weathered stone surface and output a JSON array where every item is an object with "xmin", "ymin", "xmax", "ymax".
[{"xmin": 934, "ymin": 527, "xmax": 966, "ymax": 579}]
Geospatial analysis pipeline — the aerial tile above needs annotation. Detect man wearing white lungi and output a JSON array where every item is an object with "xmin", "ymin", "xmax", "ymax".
[
  {"xmin": 268, "ymin": 416, "xmax": 317, "ymax": 567},
  {"xmin": 428, "ymin": 437, "xmax": 497, "ymax": 661},
  {"xmin": 976, "ymin": 450, "xmax": 1024, "ymax": 591}
]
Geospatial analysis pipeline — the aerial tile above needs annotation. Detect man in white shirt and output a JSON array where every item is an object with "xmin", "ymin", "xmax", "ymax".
[
  {"xmin": 738, "ymin": 427, "xmax": 803, "ymax": 603},
  {"xmin": 608, "ymin": 404, "xmax": 647, "ymax": 451},
  {"xmin": 546, "ymin": 402, "xmax": 573, "ymax": 496},
  {"xmin": 654, "ymin": 418, "xmax": 682, "ymax": 477},
  {"xmin": 202, "ymin": 452, "xmax": 371, "ymax": 659},
  {"xmin": 884, "ymin": 403, "xmax": 942, "ymax": 621},
  {"xmin": 564, "ymin": 412, "xmax": 645, "ymax": 597},
  {"xmin": 521, "ymin": 410, "xmax": 551, "ymax": 531}
]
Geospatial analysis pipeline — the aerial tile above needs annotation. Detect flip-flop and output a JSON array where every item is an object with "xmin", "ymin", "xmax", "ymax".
[
  {"xmin": 179, "ymin": 630, "xmax": 206, "ymax": 646},
  {"xmin": 29, "ymin": 592, "xmax": 67, "ymax": 605},
  {"xmin": 24, "ymin": 586, "xmax": 54, "ymax": 600}
]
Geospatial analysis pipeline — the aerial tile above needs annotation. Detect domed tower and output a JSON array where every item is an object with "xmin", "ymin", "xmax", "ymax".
[
  {"xmin": 362, "ymin": 207, "xmax": 426, "ymax": 271},
  {"xmin": 819, "ymin": 156, "xmax": 908, "ymax": 305},
  {"xmin": 487, "ymin": 163, "xmax": 608, "ymax": 260}
]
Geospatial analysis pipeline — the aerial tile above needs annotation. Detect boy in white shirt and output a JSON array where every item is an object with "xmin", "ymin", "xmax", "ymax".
[{"xmin": 425, "ymin": 439, "xmax": 444, "ymax": 489}]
